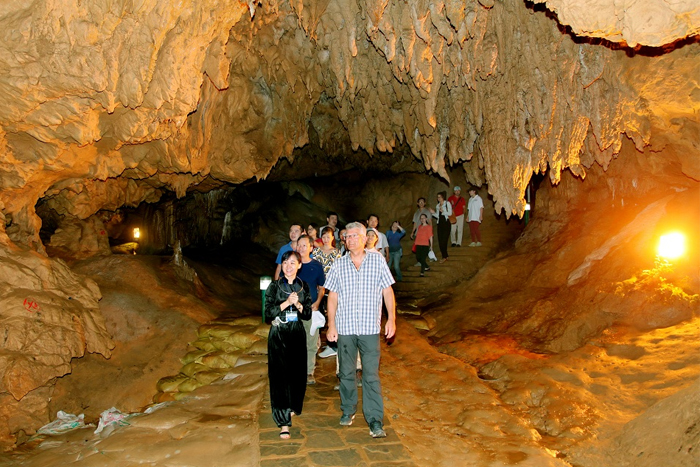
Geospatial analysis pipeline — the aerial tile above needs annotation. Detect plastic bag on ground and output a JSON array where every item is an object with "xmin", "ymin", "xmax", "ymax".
[
  {"xmin": 37, "ymin": 411, "xmax": 85, "ymax": 435},
  {"xmin": 94, "ymin": 407, "xmax": 132, "ymax": 435}
]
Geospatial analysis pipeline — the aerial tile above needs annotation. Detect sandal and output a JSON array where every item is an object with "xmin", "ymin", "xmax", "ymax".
[{"xmin": 279, "ymin": 429, "xmax": 291, "ymax": 439}]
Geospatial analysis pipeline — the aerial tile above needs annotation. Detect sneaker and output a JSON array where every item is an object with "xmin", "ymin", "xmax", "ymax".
[
  {"xmin": 319, "ymin": 346, "xmax": 337, "ymax": 358},
  {"xmin": 424, "ymin": 267, "xmax": 430, "ymax": 271},
  {"xmin": 468, "ymin": 242, "xmax": 477, "ymax": 247},
  {"xmin": 306, "ymin": 375, "xmax": 316, "ymax": 385},
  {"xmin": 475, "ymin": 242, "xmax": 482, "ymax": 246},
  {"xmin": 414, "ymin": 262, "xmax": 421, "ymax": 267},
  {"xmin": 369, "ymin": 421, "xmax": 386, "ymax": 438},
  {"xmin": 334, "ymin": 383, "xmax": 340, "ymax": 390},
  {"xmin": 340, "ymin": 413, "xmax": 355, "ymax": 426},
  {"xmin": 451, "ymin": 243, "xmax": 456, "ymax": 247},
  {"xmin": 455, "ymin": 244, "xmax": 461, "ymax": 247},
  {"xmin": 419, "ymin": 273, "xmax": 425, "ymax": 277}
]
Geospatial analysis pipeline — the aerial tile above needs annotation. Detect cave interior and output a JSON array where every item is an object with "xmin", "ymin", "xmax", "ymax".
[{"xmin": 0, "ymin": 0, "xmax": 699, "ymax": 465}]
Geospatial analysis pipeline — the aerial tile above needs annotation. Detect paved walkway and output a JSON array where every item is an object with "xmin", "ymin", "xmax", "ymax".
[{"xmin": 258, "ymin": 355, "xmax": 418, "ymax": 467}]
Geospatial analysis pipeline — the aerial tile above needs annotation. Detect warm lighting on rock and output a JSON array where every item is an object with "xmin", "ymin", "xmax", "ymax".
[
  {"xmin": 657, "ymin": 232, "xmax": 685, "ymax": 260},
  {"xmin": 133, "ymin": 228, "xmax": 140, "ymax": 239}
]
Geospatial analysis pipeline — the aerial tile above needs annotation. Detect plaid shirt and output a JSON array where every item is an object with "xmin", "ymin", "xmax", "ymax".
[{"xmin": 324, "ymin": 250, "xmax": 395, "ymax": 335}]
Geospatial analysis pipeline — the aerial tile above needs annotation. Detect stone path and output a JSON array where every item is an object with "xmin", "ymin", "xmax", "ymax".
[{"xmin": 257, "ymin": 356, "xmax": 418, "ymax": 467}]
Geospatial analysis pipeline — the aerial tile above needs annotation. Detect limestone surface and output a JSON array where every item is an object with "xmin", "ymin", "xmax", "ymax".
[
  {"xmin": 0, "ymin": 236, "xmax": 113, "ymax": 444},
  {"xmin": 0, "ymin": 0, "xmax": 698, "ymax": 246}
]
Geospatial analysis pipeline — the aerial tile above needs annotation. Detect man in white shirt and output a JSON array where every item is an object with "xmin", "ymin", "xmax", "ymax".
[
  {"xmin": 467, "ymin": 187, "xmax": 484, "ymax": 247},
  {"xmin": 367, "ymin": 214, "xmax": 389, "ymax": 261},
  {"xmin": 325, "ymin": 222, "xmax": 396, "ymax": 438}
]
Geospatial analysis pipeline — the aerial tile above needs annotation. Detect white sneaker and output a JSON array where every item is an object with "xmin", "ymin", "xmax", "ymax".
[
  {"xmin": 318, "ymin": 346, "xmax": 337, "ymax": 358},
  {"xmin": 414, "ymin": 262, "xmax": 421, "ymax": 267},
  {"xmin": 475, "ymin": 242, "xmax": 482, "ymax": 246},
  {"xmin": 468, "ymin": 242, "xmax": 477, "ymax": 247}
]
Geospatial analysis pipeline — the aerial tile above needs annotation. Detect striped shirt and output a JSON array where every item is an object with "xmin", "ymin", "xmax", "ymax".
[{"xmin": 325, "ymin": 250, "xmax": 395, "ymax": 335}]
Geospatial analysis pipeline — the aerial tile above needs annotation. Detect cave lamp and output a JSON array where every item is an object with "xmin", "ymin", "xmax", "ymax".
[
  {"xmin": 133, "ymin": 227, "xmax": 140, "ymax": 240},
  {"xmin": 657, "ymin": 232, "xmax": 686, "ymax": 261}
]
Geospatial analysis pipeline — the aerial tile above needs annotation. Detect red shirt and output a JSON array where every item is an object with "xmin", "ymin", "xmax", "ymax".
[
  {"xmin": 448, "ymin": 195, "xmax": 466, "ymax": 216},
  {"xmin": 415, "ymin": 224, "xmax": 433, "ymax": 246}
]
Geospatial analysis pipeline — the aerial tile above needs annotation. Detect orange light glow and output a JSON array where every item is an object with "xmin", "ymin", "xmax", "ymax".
[
  {"xmin": 133, "ymin": 227, "xmax": 140, "ymax": 239},
  {"xmin": 657, "ymin": 232, "xmax": 685, "ymax": 260}
]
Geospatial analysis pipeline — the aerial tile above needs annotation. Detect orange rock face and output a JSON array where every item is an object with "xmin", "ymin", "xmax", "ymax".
[{"xmin": 0, "ymin": 0, "xmax": 698, "ymax": 244}]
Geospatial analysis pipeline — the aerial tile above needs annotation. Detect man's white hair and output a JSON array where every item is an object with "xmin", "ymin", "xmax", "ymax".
[{"xmin": 345, "ymin": 222, "xmax": 366, "ymax": 235}]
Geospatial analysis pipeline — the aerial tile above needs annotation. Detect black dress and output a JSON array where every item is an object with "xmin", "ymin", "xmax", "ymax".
[{"xmin": 264, "ymin": 278, "xmax": 312, "ymax": 428}]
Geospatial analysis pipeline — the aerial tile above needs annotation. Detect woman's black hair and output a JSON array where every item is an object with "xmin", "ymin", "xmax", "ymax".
[
  {"xmin": 417, "ymin": 197, "xmax": 426, "ymax": 205},
  {"xmin": 321, "ymin": 226, "xmax": 335, "ymax": 236},
  {"xmin": 280, "ymin": 250, "xmax": 301, "ymax": 264}
]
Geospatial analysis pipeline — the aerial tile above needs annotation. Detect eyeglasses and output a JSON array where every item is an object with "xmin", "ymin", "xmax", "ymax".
[{"xmin": 345, "ymin": 233, "xmax": 363, "ymax": 239}]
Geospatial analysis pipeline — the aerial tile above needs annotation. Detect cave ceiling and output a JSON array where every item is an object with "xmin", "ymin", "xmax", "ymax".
[{"xmin": 0, "ymin": 0, "xmax": 699, "ymax": 249}]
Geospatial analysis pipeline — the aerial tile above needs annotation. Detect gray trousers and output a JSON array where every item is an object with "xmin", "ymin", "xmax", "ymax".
[
  {"xmin": 302, "ymin": 318, "xmax": 320, "ymax": 376},
  {"xmin": 337, "ymin": 334, "xmax": 383, "ymax": 425}
]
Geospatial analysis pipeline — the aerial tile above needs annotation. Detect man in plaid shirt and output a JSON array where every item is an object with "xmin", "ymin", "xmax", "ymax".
[{"xmin": 325, "ymin": 222, "xmax": 396, "ymax": 438}]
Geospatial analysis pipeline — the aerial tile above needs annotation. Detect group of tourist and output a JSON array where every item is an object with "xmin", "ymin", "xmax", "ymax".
[
  {"xmin": 263, "ymin": 186, "xmax": 484, "ymax": 441},
  {"xmin": 410, "ymin": 186, "xmax": 484, "ymax": 276},
  {"xmin": 266, "ymin": 214, "xmax": 396, "ymax": 440}
]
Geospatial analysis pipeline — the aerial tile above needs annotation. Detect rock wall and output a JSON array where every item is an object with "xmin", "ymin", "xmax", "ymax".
[
  {"xmin": 0, "ymin": 230, "xmax": 114, "ymax": 444},
  {"xmin": 1, "ymin": 0, "xmax": 698, "ymax": 248}
]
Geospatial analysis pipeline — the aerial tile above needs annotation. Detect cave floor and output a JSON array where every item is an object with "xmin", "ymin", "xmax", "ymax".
[{"xmin": 2, "ymin": 215, "xmax": 699, "ymax": 466}]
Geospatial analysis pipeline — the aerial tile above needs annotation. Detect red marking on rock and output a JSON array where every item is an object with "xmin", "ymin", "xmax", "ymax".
[{"xmin": 23, "ymin": 298, "xmax": 41, "ymax": 313}]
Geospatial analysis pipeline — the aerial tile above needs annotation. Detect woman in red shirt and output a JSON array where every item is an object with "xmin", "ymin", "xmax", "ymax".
[{"xmin": 413, "ymin": 214, "xmax": 433, "ymax": 277}]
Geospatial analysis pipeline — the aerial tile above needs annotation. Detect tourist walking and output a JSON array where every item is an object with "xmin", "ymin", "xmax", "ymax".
[
  {"xmin": 431, "ymin": 191, "xmax": 452, "ymax": 263},
  {"xmin": 274, "ymin": 223, "xmax": 303, "ymax": 279},
  {"xmin": 296, "ymin": 236, "xmax": 326, "ymax": 385},
  {"xmin": 367, "ymin": 214, "xmax": 389, "ymax": 261},
  {"xmin": 320, "ymin": 212, "xmax": 341, "ymax": 245},
  {"xmin": 386, "ymin": 221, "xmax": 406, "ymax": 281},
  {"xmin": 312, "ymin": 227, "xmax": 342, "ymax": 275},
  {"xmin": 306, "ymin": 223, "xmax": 323, "ymax": 247},
  {"xmin": 448, "ymin": 186, "xmax": 466, "ymax": 247},
  {"xmin": 264, "ymin": 251, "xmax": 312, "ymax": 439},
  {"xmin": 411, "ymin": 197, "xmax": 432, "ymax": 239},
  {"xmin": 467, "ymin": 187, "xmax": 484, "ymax": 246},
  {"xmin": 325, "ymin": 222, "xmax": 396, "ymax": 438},
  {"xmin": 314, "ymin": 227, "xmax": 342, "ymax": 359},
  {"xmin": 413, "ymin": 214, "xmax": 433, "ymax": 277}
]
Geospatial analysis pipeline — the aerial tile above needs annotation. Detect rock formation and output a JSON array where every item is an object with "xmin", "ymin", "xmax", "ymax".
[{"xmin": 1, "ymin": 0, "xmax": 698, "ymax": 246}]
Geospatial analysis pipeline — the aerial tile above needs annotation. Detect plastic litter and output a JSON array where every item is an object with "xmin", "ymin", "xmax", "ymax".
[
  {"xmin": 310, "ymin": 310, "xmax": 326, "ymax": 336},
  {"xmin": 94, "ymin": 407, "xmax": 132, "ymax": 435},
  {"xmin": 37, "ymin": 411, "xmax": 85, "ymax": 435},
  {"xmin": 428, "ymin": 250, "xmax": 438, "ymax": 261}
]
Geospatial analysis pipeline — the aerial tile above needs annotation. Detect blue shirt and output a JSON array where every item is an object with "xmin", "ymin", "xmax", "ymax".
[
  {"xmin": 325, "ymin": 251, "xmax": 395, "ymax": 335},
  {"xmin": 275, "ymin": 242, "xmax": 293, "ymax": 264},
  {"xmin": 298, "ymin": 259, "xmax": 325, "ymax": 303},
  {"xmin": 386, "ymin": 229, "xmax": 405, "ymax": 250}
]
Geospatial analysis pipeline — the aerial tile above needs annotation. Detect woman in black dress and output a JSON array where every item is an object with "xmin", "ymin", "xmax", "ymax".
[
  {"xmin": 264, "ymin": 250, "xmax": 312, "ymax": 439},
  {"xmin": 431, "ymin": 191, "xmax": 452, "ymax": 262}
]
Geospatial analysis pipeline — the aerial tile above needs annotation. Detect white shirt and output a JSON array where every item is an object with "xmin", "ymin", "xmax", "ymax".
[
  {"xmin": 376, "ymin": 231, "xmax": 389, "ymax": 251},
  {"xmin": 467, "ymin": 195, "xmax": 484, "ymax": 222},
  {"xmin": 432, "ymin": 201, "xmax": 452, "ymax": 224}
]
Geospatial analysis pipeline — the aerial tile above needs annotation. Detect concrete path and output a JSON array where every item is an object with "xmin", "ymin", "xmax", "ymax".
[{"xmin": 258, "ymin": 356, "xmax": 419, "ymax": 466}]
